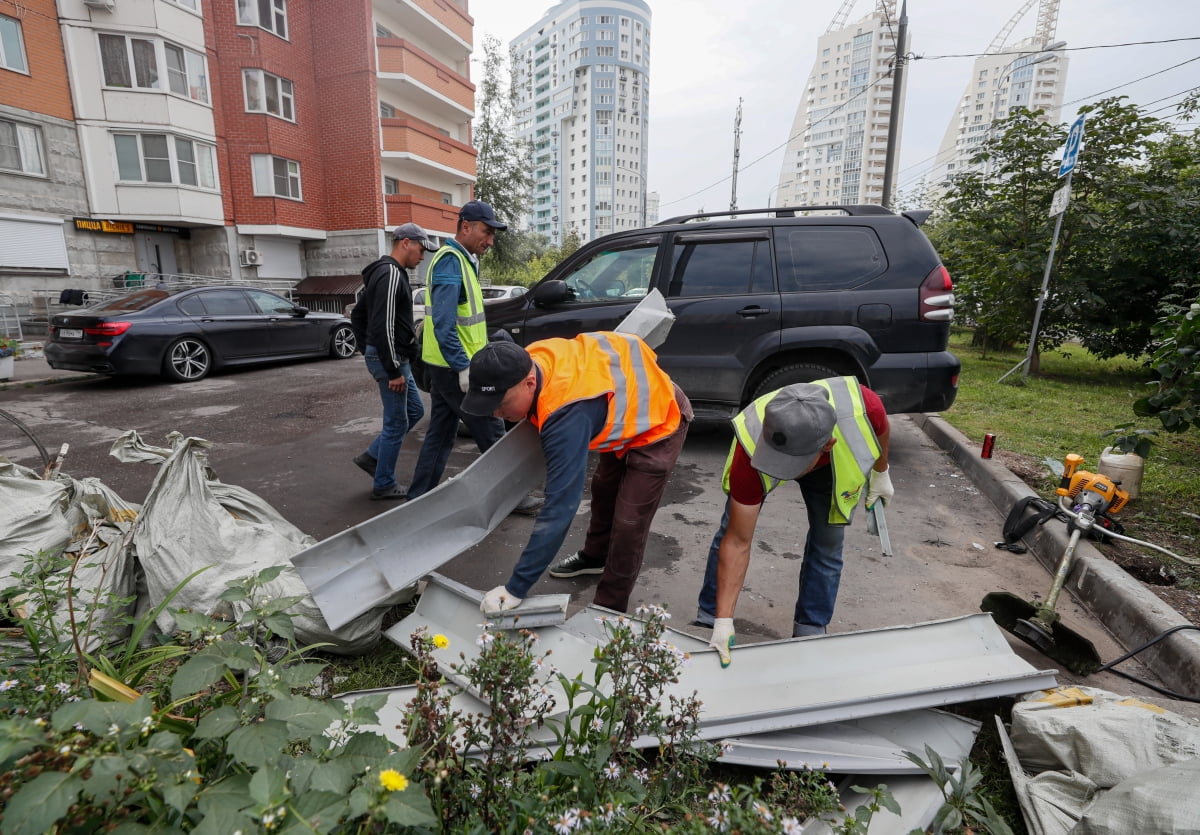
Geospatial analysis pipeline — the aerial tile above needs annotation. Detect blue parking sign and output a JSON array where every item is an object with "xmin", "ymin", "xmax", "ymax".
[{"xmin": 1059, "ymin": 116, "xmax": 1085, "ymax": 177}]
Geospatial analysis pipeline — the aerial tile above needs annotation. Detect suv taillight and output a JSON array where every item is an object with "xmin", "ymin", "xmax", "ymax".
[{"xmin": 919, "ymin": 265, "xmax": 955, "ymax": 322}]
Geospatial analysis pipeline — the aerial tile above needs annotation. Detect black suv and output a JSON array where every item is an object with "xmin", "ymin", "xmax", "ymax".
[{"xmin": 485, "ymin": 205, "xmax": 958, "ymax": 420}]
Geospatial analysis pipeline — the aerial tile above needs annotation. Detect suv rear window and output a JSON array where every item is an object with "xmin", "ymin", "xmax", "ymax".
[
  {"xmin": 88, "ymin": 289, "xmax": 170, "ymax": 313},
  {"xmin": 667, "ymin": 238, "xmax": 774, "ymax": 297},
  {"xmin": 777, "ymin": 226, "xmax": 886, "ymax": 291}
]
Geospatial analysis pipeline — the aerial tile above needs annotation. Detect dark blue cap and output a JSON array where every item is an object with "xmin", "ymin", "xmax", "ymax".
[{"xmin": 459, "ymin": 200, "xmax": 507, "ymax": 230}]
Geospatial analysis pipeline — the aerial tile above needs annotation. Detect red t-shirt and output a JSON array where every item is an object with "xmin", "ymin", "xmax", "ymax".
[{"xmin": 728, "ymin": 386, "xmax": 887, "ymax": 505}]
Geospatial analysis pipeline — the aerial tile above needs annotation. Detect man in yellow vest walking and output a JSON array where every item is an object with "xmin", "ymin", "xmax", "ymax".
[
  {"xmin": 407, "ymin": 200, "xmax": 540, "ymax": 514},
  {"xmin": 695, "ymin": 380, "xmax": 893, "ymax": 666},
  {"xmin": 461, "ymin": 334, "xmax": 692, "ymax": 614}
]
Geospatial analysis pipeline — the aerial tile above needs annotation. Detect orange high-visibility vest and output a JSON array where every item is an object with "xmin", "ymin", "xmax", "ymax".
[{"xmin": 528, "ymin": 332, "xmax": 681, "ymax": 455}]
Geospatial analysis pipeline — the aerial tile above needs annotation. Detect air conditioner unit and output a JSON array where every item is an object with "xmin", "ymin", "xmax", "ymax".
[
  {"xmin": 83, "ymin": 0, "xmax": 115, "ymax": 10},
  {"xmin": 239, "ymin": 249, "xmax": 263, "ymax": 267}
]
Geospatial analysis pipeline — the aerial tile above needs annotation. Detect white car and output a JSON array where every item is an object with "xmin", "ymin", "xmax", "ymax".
[{"xmin": 481, "ymin": 285, "xmax": 527, "ymax": 304}]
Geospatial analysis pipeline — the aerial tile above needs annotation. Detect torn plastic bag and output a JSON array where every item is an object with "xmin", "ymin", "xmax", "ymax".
[
  {"xmin": 1, "ymin": 461, "xmax": 140, "ymax": 656},
  {"xmin": 111, "ymin": 430, "xmax": 385, "ymax": 654}
]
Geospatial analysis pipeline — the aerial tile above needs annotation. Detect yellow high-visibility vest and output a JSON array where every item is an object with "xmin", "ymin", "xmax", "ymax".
[
  {"xmin": 722, "ymin": 376, "xmax": 881, "ymax": 523},
  {"xmin": 421, "ymin": 245, "xmax": 488, "ymax": 367}
]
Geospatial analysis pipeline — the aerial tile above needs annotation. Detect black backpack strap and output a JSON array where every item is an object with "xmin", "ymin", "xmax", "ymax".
[{"xmin": 996, "ymin": 496, "xmax": 1060, "ymax": 552}]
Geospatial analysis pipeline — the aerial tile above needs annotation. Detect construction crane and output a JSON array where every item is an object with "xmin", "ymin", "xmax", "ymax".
[
  {"xmin": 826, "ymin": 0, "xmax": 897, "ymax": 33},
  {"xmin": 987, "ymin": 0, "xmax": 1060, "ymax": 52}
]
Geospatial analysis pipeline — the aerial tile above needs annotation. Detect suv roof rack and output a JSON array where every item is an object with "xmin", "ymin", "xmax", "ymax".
[{"xmin": 657, "ymin": 204, "xmax": 896, "ymax": 226}]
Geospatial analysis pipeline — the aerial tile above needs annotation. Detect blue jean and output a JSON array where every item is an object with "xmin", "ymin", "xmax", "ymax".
[
  {"xmin": 697, "ymin": 464, "xmax": 845, "ymax": 631},
  {"xmin": 364, "ymin": 347, "xmax": 424, "ymax": 492},
  {"xmin": 407, "ymin": 365, "xmax": 504, "ymax": 499}
]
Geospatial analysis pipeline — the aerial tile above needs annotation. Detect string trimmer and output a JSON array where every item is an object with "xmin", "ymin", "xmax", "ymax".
[{"xmin": 983, "ymin": 454, "xmax": 1129, "ymax": 674}]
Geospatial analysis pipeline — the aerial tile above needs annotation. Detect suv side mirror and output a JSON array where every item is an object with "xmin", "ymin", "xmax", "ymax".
[{"xmin": 531, "ymin": 280, "xmax": 571, "ymax": 307}]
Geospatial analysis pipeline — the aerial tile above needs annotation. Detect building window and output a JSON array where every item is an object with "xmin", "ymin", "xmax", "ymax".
[
  {"xmin": 375, "ymin": 22, "xmax": 393, "ymax": 38},
  {"xmin": 237, "ymin": 0, "xmax": 288, "ymax": 39},
  {"xmin": 0, "ymin": 118, "xmax": 45, "ymax": 176},
  {"xmin": 169, "ymin": 0, "xmax": 200, "ymax": 11},
  {"xmin": 1, "ymin": 13, "xmax": 28, "ymax": 73},
  {"xmin": 251, "ymin": 153, "xmax": 301, "ymax": 199},
  {"xmin": 441, "ymin": 192, "xmax": 452, "ymax": 204},
  {"xmin": 99, "ymin": 34, "xmax": 209, "ymax": 103},
  {"xmin": 113, "ymin": 133, "xmax": 217, "ymax": 188},
  {"xmin": 383, "ymin": 176, "xmax": 398, "ymax": 194},
  {"xmin": 380, "ymin": 101, "xmax": 395, "ymax": 118},
  {"xmin": 243, "ymin": 68, "xmax": 294, "ymax": 120}
]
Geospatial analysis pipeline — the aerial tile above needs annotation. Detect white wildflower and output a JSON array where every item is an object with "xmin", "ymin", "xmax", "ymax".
[
  {"xmin": 633, "ymin": 767, "xmax": 648, "ymax": 784},
  {"xmin": 752, "ymin": 801, "xmax": 773, "ymax": 822},
  {"xmin": 708, "ymin": 783, "xmax": 731, "ymax": 803},
  {"xmin": 0, "ymin": 679, "xmax": 18, "ymax": 692},
  {"xmin": 469, "ymin": 783, "xmax": 482, "ymax": 799},
  {"xmin": 707, "ymin": 809, "xmax": 729, "ymax": 831},
  {"xmin": 54, "ymin": 682, "xmax": 71, "ymax": 695},
  {"xmin": 602, "ymin": 762, "xmax": 621, "ymax": 780},
  {"xmin": 107, "ymin": 723, "xmax": 121, "ymax": 737},
  {"xmin": 781, "ymin": 816, "xmax": 804, "ymax": 835}
]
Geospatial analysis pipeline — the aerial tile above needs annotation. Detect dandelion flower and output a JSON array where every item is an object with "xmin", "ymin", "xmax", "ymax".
[
  {"xmin": 432, "ymin": 633, "xmax": 450, "ymax": 649},
  {"xmin": 379, "ymin": 769, "xmax": 409, "ymax": 792}
]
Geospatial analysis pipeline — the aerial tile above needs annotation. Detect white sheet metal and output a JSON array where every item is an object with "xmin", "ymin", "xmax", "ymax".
[
  {"xmin": 716, "ymin": 709, "xmax": 980, "ymax": 775},
  {"xmin": 290, "ymin": 421, "xmax": 545, "ymax": 630}
]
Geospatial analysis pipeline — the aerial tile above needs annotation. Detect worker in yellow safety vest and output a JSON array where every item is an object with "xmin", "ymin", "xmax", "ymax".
[
  {"xmin": 695, "ymin": 379, "xmax": 893, "ymax": 665},
  {"xmin": 407, "ymin": 201, "xmax": 542, "ymax": 515}
]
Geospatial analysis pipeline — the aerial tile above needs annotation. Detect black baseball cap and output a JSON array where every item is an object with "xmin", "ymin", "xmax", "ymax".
[
  {"xmin": 461, "ymin": 340, "xmax": 532, "ymax": 415},
  {"xmin": 459, "ymin": 200, "xmax": 507, "ymax": 230},
  {"xmin": 392, "ymin": 222, "xmax": 437, "ymax": 252}
]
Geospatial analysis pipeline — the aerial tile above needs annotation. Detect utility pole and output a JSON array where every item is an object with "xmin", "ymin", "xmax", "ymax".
[
  {"xmin": 880, "ymin": 0, "xmax": 907, "ymax": 209},
  {"xmin": 730, "ymin": 98, "xmax": 742, "ymax": 212}
]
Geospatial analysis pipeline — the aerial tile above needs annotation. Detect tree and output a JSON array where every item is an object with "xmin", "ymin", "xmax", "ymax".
[
  {"xmin": 472, "ymin": 36, "xmax": 533, "ymax": 274},
  {"xmin": 926, "ymin": 98, "xmax": 1199, "ymax": 372}
]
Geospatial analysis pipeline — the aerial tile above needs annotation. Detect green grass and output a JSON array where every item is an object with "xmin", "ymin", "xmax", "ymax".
[{"xmin": 942, "ymin": 328, "xmax": 1200, "ymax": 558}]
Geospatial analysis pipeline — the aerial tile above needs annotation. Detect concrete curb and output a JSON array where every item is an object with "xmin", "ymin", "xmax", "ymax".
[{"xmin": 912, "ymin": 413, "xmax": 1200, "ymax": 697}]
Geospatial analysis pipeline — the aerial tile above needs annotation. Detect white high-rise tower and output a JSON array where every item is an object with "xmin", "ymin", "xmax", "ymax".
[
  {"xmin": 774, "ymin": 1, "xmax": 904, "ymax": 208},
  {"xmin": 927, "ymin": 0, "xmax": 1067, "ymax": 193},
  {"xmin": 512, "ymin": 0, "xmax": 651, "ymax": 244}
]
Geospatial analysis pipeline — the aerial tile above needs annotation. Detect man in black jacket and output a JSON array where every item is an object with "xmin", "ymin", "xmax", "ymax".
[{"xmin": 350, "ymin": 223, "xmax": 436, "ymax": 499}]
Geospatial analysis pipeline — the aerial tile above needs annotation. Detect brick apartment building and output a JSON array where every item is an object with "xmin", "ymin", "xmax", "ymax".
[{"xmin": 0, "ymin": 0, "xmax": 476, "ymax": 304}]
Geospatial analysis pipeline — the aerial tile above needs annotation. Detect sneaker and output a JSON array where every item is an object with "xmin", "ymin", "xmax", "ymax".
[
  {"xmin": 548, "ymin": 551, "xmax": 605, "ymax": 578},
  {"xmin": 353, "ymin": 453, "xmax": 377, "ymax": 476},
  {"xmin": 792, "ymin": 623, "xmax": 827, "ymax": 638},
  {"xmin": 511, "ymin": 493, "xmax": 545, "ymax": 516},
  {"xmin": 370, "ymin": 484, "xmax": 408, "ymax": 501}
]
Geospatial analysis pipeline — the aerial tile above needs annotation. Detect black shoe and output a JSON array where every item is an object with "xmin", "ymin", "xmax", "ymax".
[
  {"xmin": 353, "ymin": 453, "xmax": 377, "ymax": 476},
  {"xmin": 511, "ymin": 494, "xmax": 545, "ymax": 516},
  {"xmin": 548, "ymin": 551, "xmax": 605, "ymax": 578},
  {"xmin": 370, "ymin": 484, "xmax": 408, "ymax": 501}
]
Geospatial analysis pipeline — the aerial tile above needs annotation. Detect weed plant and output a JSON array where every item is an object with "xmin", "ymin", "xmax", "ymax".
[
  {"xmin": 0, "ymin": 554, "xmax": 1024, "ymax": 834},
  {"xmin": 944, "ymin": 328, "xmax": 1200, "ymax": 558}
]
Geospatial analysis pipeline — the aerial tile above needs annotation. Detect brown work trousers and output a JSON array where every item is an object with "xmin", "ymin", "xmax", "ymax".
[{"xmin": 585, "ymin": 385, "xmax": 693, "ymax": 612}]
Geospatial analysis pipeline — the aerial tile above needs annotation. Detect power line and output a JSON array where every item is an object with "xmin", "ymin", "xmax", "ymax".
[
  {"xmin": 1061, "ymin": 55, "xmax": 1200, "ymax": 107},
  {"xmin": 912, "ymin": 36, "xmax": 1200, "ymax": 62},
  {"xmin": 659, "ymin": 74, "xmax": 892, "ymax": 209}
]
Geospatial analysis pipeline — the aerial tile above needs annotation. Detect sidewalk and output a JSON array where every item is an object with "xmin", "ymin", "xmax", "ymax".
[{"xmin": 0, "ymin": 354, "xmax": 95, "ymax": 389}]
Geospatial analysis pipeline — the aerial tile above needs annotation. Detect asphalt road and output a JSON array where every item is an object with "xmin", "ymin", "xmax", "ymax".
[{"xmin": 0, "ymin": 354, "xmax": 1188, "ymax": 708}]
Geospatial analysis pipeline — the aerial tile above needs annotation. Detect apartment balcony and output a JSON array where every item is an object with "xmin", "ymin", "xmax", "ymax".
[
  {"xmin": 381, "ymin": 117, "xmax": 477, "ymax": 180},
  {"xmin": 377, "ymin": 39, "xmax": 474, "ymax": 120},
  {"xmin": 385, "ymin": 194, "xmax": 462, "ymax": 236},
  {"xmin": 387, "ymin": 0, "xmax": 472, "ymax": 52}
]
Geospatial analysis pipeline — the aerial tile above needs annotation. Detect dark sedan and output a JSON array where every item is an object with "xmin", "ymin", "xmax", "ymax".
[{"xmin": 45, "ymin": 286, "xmax": 357, "ymax": 382}]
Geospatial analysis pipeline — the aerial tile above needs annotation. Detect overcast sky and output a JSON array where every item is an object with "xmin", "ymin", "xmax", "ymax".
[{"xmin": 469, "ymin": 0, "xmax": 1200, "ymax": 217}]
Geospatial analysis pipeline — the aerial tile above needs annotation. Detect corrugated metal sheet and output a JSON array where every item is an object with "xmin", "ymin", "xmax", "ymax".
[{"xmin": 290, "ymin": 422, "xmax": 545, "ymax": 629}]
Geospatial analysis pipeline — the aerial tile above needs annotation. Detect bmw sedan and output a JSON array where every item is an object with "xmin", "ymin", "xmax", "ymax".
[{"xmin": 45, "ymin": 286, "xmax": 357, "ymax": 382}]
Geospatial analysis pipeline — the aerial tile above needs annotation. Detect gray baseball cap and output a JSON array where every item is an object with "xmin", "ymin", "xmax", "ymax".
[
  {"xmin": 392, "ymin": 222, "xmax": 437, "ymax": 252},
  {"xmin": 747, "ymin": 384, "xmax": 837, "ymax": 480}
]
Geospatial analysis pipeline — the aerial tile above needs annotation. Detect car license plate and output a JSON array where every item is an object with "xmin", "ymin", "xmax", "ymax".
[{"xmin": 59, "ymin": 328, "xmax": 84, "ymax": 339}]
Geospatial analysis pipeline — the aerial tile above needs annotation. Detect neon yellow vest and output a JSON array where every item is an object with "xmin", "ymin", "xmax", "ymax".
[
  {"xmin": 722, "ymin": 377, "xmax": 881, "ymax": 524},
  {"xmin": 421, "ymin": 244, "xmax": 488, "ymax": 367}
]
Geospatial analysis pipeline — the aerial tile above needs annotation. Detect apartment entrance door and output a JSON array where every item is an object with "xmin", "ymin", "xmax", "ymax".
[{"xmin": 136, "ymin": 232, "xmax": 179, "ymax": 278}]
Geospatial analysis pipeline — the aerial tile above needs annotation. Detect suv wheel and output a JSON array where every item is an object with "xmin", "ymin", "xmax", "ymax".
[{"xmin": 752, "ymin": 362, "xmax": 840, "ymax": 401}]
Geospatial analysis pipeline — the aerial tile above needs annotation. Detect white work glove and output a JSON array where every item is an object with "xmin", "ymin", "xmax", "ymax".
[
  {"xmin": 480, "ymin": 585, "xmax": 521, "ymax": 614},
  {"xmin": 866, "ymin": 467, "xmax": 894, "ymax": 508},
  {"xmin": 709, "ymin": 618, "xmax": 735, "ymax": 668},
  {"xmin": 458, "ymin": 367, "xmax": 471, "ymax": 393}
]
